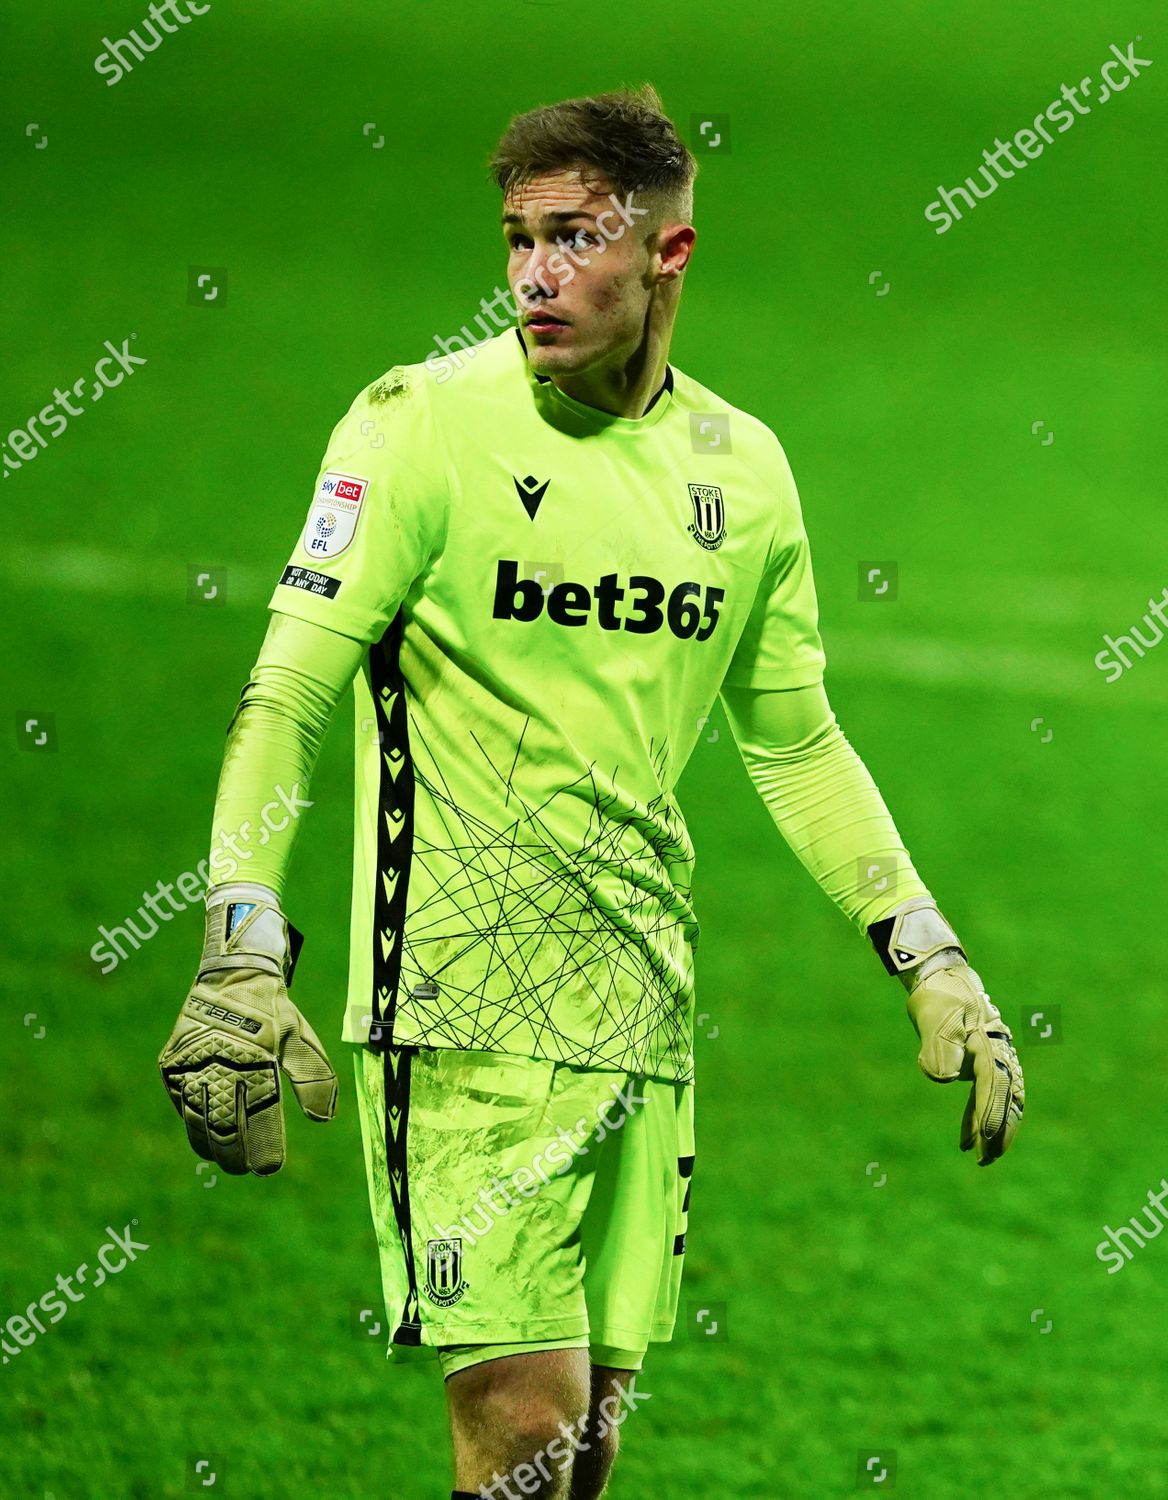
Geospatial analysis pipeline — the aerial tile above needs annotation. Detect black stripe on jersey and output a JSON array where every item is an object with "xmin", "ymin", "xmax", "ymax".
[
  {"xmin": 384, "ymin": 1045, "xmax": 422, "ymax": 1345},
  {"xmin": 368, "ymin": 609, "xmax": 415, "ymax": 1048}
]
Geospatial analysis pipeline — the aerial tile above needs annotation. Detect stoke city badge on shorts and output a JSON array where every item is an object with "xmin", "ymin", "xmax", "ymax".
[{"xmin": 424, "ymin": 1237, "xmax": 467, "ymax": 1308}]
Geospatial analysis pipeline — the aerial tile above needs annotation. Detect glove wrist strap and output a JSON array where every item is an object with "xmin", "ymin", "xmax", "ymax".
[
  {"xmin": 868, "ymin": 898, "xmax": 967, "ymax": 991},
  {"xmin": 200, "ymin": 885, "xmax": 303, "ymax": 987}
]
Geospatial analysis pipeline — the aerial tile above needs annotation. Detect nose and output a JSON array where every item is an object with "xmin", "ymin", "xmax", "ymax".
[{"xmin": 515, "ymin": 244, "xmax": 566, "ymax": 306}]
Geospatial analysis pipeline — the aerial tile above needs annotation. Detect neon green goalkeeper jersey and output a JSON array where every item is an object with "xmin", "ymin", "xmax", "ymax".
[{"xmin": 269, "ymin": 328, "xmax": 826, "ymax": 1081}]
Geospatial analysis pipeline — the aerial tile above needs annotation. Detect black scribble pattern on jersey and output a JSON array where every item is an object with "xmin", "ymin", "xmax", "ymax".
[{"xmin": 387, "ymin": 722, "xmax": 697, "ymax": 1083}]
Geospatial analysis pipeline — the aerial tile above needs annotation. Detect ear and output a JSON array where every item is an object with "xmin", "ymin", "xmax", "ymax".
[{"xmin": 655, "ymin": 222, "xmax": 696, "ymax": 282}]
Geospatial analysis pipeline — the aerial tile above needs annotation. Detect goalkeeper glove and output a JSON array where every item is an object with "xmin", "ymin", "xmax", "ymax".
[
  {"xmin": 158, "ymin": 883, "xmax": 337, "ymax": 1176},
  {"xmin": 869, "ymin": 898, "xmax": 1025, "ymax": 1165}
]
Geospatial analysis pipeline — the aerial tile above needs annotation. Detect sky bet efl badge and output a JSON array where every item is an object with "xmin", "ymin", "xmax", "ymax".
[{"xmin": 302, "ymin": 470, "xmax": 369, "ymax": 560}]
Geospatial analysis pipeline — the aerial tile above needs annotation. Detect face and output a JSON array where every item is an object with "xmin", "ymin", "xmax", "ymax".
[{"xmin": 502, "ymin": 167, "xmax": 680, "ymax": 377}]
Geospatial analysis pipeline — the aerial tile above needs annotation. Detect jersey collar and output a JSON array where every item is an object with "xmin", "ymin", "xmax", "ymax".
[{"xmin": 513, "ymin": 326, "xmax": 674, "ymax": 433}]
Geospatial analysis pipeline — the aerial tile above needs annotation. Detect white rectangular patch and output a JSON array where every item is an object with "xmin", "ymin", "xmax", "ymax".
[{"xmin": 302, "ymin": 470, "xmax": 369, "ymax": 559}]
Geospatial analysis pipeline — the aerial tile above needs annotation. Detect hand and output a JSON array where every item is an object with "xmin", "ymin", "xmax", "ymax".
[
  {"xmin": 158, "ymin": 884, "xmax": 337, "ymax": 1175},
  {"xmin": 907, "ymin": 964, "xmax": 1025, "ymax": 1165}
]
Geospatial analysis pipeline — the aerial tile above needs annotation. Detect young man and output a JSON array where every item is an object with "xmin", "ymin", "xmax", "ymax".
[{"xmin": 159, "ymin": 87, "xmax": 1025, "ymax": 1500}]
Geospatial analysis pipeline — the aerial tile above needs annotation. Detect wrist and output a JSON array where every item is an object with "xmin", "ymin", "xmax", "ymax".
[{"xmin": 906, "ymin": 946, "xmax": 967, "ymax": 992}]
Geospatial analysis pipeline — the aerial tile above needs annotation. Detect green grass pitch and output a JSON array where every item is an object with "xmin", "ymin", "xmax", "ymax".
[{"xmin": 2, "ymin": 1, "xmax": 1164, "ymax": 1495}]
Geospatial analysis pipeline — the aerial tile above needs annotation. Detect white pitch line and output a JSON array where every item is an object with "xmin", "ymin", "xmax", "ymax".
[
  {"xmin": 823, "ymin": 628, "xmax": 1165, "ymax": 704},
  {"xmin": 7, "ymin": 546, "xmax": 272, "ymax": 603},
  {"xmin": 6, "ymin": 547, "xmax": 1164, "ymax": 703}
]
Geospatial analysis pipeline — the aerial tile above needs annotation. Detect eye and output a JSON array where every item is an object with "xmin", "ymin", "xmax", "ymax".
[
  {"xmin": 556, "ymin": 230, "xmax": 595, "ymax": 251},
  {"xmin": 507, "ymin": 234, "xmax": 533, "ymax": 252}
]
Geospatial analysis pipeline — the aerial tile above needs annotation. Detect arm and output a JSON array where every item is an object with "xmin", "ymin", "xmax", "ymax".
[
  {"xmin": 719, "ymin": 680, "xmax": 929, "ymax": 930},
  {"xmin": 159, "ymin": 363, "xmax": 444, "ymax": 1176},
  {"xmin": 721, "ymin": 679, "xmax": 1025, "ymax": 1165},
  {"xmin": 158, "ymin": 612, "xmax": 365, "ymax": 1176},
  {"xmin": 208, "ymin": 611, "xmax": 366, "ymax": 895}
]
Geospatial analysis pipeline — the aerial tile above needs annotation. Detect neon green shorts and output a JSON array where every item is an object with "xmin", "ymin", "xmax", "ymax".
[{"xmin": 353, "ymin": 1044, "xmax": 695, "ymax": 1376}]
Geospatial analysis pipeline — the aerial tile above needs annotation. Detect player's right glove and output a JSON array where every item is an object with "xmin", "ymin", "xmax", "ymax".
[
  {"xmin": 869, "ymin": 897, "xmax": 1025, "ymax": 1166},
  {"xmin": 158, "ymin": 883, "xmax": 337, "ymax": 1176}
]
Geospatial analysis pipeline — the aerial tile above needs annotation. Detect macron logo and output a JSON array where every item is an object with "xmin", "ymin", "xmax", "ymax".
[{"xmin": 513, "ymin": 474, "xmax": 551, "ymax": 521}]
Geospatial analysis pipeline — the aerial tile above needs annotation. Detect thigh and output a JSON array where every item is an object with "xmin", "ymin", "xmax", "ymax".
[{"xmin": 446, "ymin": 1345, "xmax": 591, "ymax": 1429}]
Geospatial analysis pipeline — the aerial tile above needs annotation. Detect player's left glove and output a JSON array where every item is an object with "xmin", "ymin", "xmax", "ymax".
[
  {"xmin": 869, "ymin": 898, "xmax": 1025, "ymax": 1166},
  {"xmin": 158, "ymin": 883, "xmax": 337, "ymax": 1176},
  {"xmin": 906, "ymin": 963, "xmax": 1024, "ymax": 1165}
]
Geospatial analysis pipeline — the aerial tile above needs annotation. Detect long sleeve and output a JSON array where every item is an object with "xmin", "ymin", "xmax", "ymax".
[
  {"xmin": 720, "ymin": 680, "xmax": 931, "ymax": 930},
  {"xmin": 207, "ymin": 611, "xmax": 366, "ymax": 896},
  {"xmin": 211, "ymin": 361, "xmax": 443, "ymax": 898}
]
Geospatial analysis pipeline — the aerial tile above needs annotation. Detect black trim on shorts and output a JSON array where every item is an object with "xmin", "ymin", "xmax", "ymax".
[
  {"xmin": 384, "ymin": 1045, "xmax": 422, "ymax": 1345},
  {"xmin": 679, "ymin": 1153, "xmax": 694, "ymax": 1214},
  {"xmin": 676, "ymin": 1153, "xmax": 694, "ymax": 1253},
  {"xmin": 367, "ymin": 610, "xmax": 415, "ymax": 1049}
]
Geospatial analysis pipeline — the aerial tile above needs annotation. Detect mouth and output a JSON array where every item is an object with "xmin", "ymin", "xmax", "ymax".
[{"xmin": 524, "ymin": 314, "xmax": 569, "ymax": 335}]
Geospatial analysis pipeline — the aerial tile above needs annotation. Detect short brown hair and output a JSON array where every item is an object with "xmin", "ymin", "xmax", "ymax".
[{"xmin": 488, "ymin": 85, "xmax": 697, "ymax": 224}]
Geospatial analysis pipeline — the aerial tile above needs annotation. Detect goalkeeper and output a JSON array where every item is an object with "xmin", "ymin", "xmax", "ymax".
[{"xmin": 159, "ymin": 85, "xmax": 1024, "ymax": 1500}]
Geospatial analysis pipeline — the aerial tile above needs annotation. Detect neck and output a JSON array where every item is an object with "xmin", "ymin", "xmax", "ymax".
[
  {"xmin": 525, "ymin": 298, "xmax": 677, "ymax": 419},
  {"xmin": 553, "ymin": 340, "xmax": 670, "ymax": 419}
]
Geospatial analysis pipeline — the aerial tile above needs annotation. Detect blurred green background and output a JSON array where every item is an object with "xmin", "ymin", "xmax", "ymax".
[{"xmin": 2, "ymin": 1, "xmax": 1165, "ymax": 1496}]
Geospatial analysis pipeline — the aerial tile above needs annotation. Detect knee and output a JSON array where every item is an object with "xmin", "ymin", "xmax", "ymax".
[
  {"xmin": 455, "ymin": 1358, "xmax": 589, "ymax": 1472},
  {"xmin": 494, "ymin": 1384, "xmax": 587, "ymax": 1466}
]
